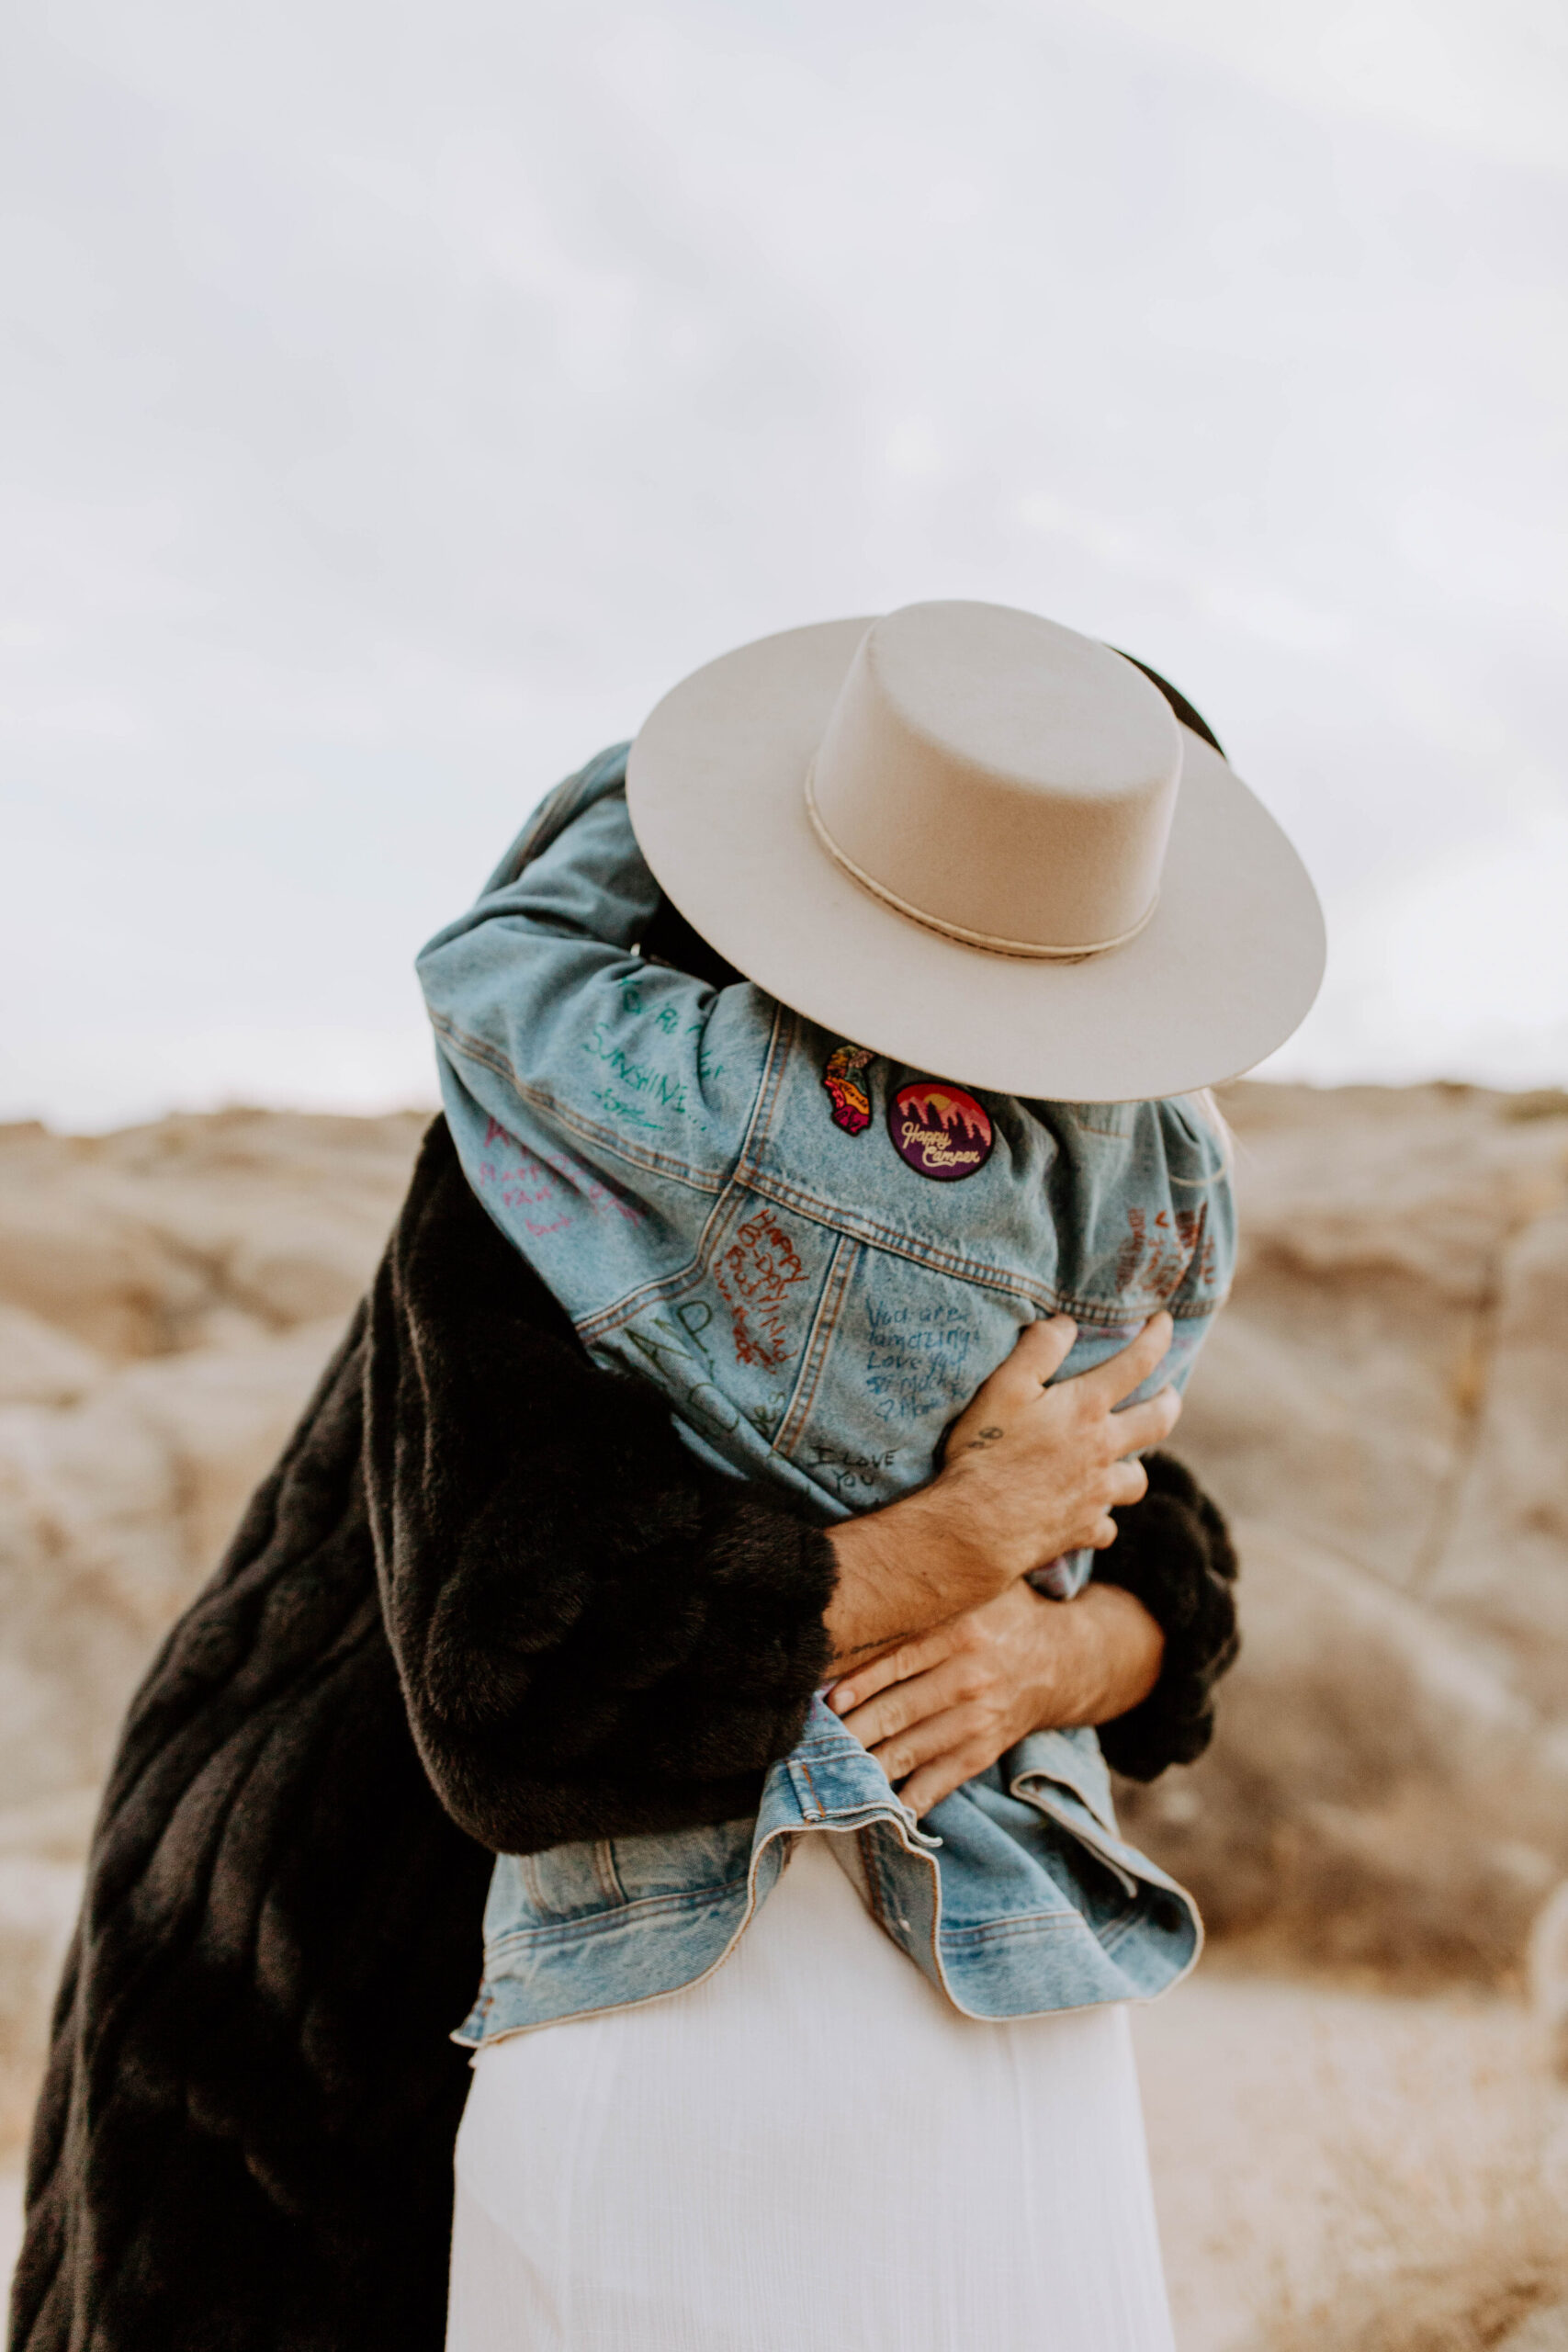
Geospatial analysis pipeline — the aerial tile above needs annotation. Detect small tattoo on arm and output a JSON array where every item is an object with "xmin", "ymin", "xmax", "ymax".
[{"xmin": 964, "ymin": 1426, "xmax": 1005, "ymax": 1451}]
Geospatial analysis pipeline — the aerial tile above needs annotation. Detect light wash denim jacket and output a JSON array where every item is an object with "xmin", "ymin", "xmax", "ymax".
[{"xmin": 417, "ymin": 747, "xmax": 1235, "ymax": 2044}]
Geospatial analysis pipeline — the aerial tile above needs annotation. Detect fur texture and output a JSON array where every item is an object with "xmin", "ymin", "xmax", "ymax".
[
  {"xmin": 10, "ymin": 1116, "xmax": 1236, "ymax": 2352},
  {"xmin": 364, "ymin": 1117, "xmax": 840, "ymax": 1853},
  {"xmin": 1095, "ymin": 1451, "xmax": 1241, "ymax": 1781}
]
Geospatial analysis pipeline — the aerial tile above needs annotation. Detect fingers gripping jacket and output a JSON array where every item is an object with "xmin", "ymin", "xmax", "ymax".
[{"xmin": 1090, "ymin": 1453, "xmax": 1241, "ymax": 1782}]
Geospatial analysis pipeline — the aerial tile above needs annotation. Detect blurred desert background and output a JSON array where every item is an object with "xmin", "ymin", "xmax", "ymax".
[
  {"xmin": 4, "ymin": 0, "xmax": 1566, "ymax": 2340},
  {"xmin": 3, "ymin": 1078, "xmax": 1567, "ymax": 2347}
]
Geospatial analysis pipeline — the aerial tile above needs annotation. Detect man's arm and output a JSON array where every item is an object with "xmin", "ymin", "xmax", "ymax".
[
  {"xmin": 829, "ymin": 1454, "xmax": 1239, "ymax": 1816},
  {"xmin": 823, "ymin": 1310, "xmax": 1181, "ymax": 1671}
]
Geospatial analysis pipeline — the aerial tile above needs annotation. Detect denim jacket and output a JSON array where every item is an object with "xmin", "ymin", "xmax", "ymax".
[{"xmin": 417, "ymin": 746, "xmax": 1235, "ymax": 2042}]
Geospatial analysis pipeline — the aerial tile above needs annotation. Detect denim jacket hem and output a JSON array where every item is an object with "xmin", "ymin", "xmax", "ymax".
[{"xmin": 455, "ymin": 1702, "xmax": 1201, "ymax": 2048}]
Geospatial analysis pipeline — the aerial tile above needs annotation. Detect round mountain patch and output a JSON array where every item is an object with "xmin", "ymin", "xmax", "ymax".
[{"xmin": 887, "ymin": 1081, "xmax": 995, "ymax": 1182}]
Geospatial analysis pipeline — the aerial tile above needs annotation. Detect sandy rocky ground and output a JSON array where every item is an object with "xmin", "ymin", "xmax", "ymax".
[{"xmin": 3, "ymin": 1084, "xmax": 1568, "ymax": 2346}]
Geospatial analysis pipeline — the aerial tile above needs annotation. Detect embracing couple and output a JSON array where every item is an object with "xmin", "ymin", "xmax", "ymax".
[{"xmin": 13, "ymin": 601, "xmax": 1322, "ymax": 2352}]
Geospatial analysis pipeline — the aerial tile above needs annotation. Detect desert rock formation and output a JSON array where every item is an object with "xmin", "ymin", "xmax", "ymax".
[
  {"xmin": 2, "ymin": 1085, "xmax": 1566, "ymax": 2152},
  {"xmin": 1123, "ymin": 1080, "xmax": 1568, "ymax": 1984}
]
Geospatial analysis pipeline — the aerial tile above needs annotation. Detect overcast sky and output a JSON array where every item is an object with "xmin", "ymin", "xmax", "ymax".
[{"xmin": 3, "ymin": 0, "xmax": 1565, "ymax": 1127}]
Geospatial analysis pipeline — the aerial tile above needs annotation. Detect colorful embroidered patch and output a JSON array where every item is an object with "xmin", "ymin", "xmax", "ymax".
[
  {"xmin": 822, "ymin": 1045, "xmax": 875, "ymax": 1135},
  {"xmin": 887, "ymin": 1080, "xmax": 995, "ymax": 1181}
]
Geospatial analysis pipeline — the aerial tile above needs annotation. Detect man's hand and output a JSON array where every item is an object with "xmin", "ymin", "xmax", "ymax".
[
  {"xmin": 822, "ymin": 1311, "xmax": 1181, "ymax": 1673},
  {"xmin": 938, "ymin": 1311, "xmax": 1181, "ymax": 1578},
  {"xmin": 826, "ymin": 1579, "xmax": 1166, "ymax": 1818}
]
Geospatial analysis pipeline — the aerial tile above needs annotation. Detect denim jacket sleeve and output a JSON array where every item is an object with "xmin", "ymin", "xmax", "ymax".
[{"xmin": 416, "ymin": 750, "xmax": 762, "ymax": 1205}]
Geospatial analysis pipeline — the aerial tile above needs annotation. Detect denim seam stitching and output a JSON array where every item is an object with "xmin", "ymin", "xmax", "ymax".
[
  {"xmin": 773, "ymin": 1231, "xmax": 856, "ymax": 1458},
  {"xmin": 484, "ymin": 1871, "xmax": 755, "ymax": 1954},
  {"xmin": 432, "ymin": 1012, "xmax": 731, "ymax": 1191},
  {"xmin": 939, "ymin": 1913, "xmax": 1090, "ymax": 1945},
  {"xmin": 1096, "ymin": 1898, "xmax": 1154, "ymax": 1954},
  {"xmin": 736, "ymin": 1001, "xmax": 793, "ymax": 1168},
  {"xmin": 726, "ymin": 1163, "xmax": 1223, "ymax": 1317},
  {"xmin": 736, "ymin": 1165, "xmax": 1065, "ymax": 1299},
  {"xmin": 592, "ymin": 1838, "xmax": 626, "ymax": 1906}
]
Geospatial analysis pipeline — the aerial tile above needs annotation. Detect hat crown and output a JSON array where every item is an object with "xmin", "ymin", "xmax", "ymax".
[{"xmin": 807, "ymin": 602, "xmax": 1182, "ymax": 956}]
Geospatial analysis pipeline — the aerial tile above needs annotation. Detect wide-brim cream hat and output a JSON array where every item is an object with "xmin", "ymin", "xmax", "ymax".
[{"xmin": 626, "ymin": 601, "xmax": 1325, "ymax": 1102}]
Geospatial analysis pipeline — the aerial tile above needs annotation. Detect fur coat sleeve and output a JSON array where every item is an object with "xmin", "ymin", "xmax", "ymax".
[
  {"xmin": 9, "ymin": 1114, "xmax": 1236, "ymax": 2352},
  {"xmin": 363, "ymin": 1116, "xmax": 839, "ymax": 1854}
]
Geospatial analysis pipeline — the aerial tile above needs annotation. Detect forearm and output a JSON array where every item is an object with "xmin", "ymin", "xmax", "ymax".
[
  {"xmin": 823, "ymin": 1484, "xmax": 1000, "ymax": 1674},
  {"xmin": 820, "ymin": 1456, "xmax": 1168, "ymax": 1694},
  {"xmin": 828, "ymin": 1453, "xmax": 1235, "ymax": 1815},
  {"xmin": 1025, "ymin": 1582, "xmax": 1165, "ymax": 1731}
]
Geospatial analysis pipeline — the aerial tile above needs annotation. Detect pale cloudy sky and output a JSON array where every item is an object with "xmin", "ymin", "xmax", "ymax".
[{"xmin": 3, "ymin": 0, "xmax": 1565, "ymax": 1126}]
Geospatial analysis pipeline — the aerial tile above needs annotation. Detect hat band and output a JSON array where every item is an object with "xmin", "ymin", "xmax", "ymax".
[{"xmin": 804, "ymin": 760, "xmax": 1159, "ymax": 963}]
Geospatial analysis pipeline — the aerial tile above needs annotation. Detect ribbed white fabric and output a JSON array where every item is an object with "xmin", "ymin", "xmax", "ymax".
[{"xmin": 446, "ymin": 1834, "xmax": 1175, "ymax": 2352}]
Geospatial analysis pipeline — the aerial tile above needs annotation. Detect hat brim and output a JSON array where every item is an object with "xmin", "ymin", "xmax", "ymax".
[{"xmin": 626, "ymin": 616, "xmax": 1325, "ymax": 1102}]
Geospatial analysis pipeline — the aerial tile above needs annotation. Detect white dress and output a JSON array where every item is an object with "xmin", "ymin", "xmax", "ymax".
[{"xmin": 446, "ymin": 1833, "xmax": 1176, "ymax": 2352}]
